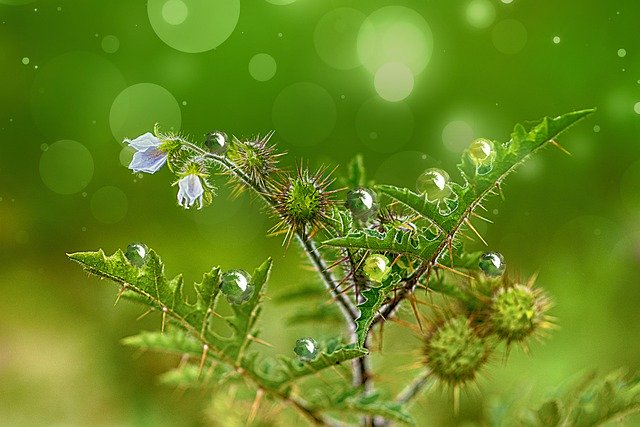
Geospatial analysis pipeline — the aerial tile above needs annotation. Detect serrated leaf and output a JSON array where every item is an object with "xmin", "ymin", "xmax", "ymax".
[
  {"xmin": 322, "ymin": 391, "xmax": 414, "ymax": 425},
  {"xmin": 122, "ymin": 330, "xmax": 203, "ymax": 356},
  {"xmin": 158, "ymin": 363, "xmax": 235, "ymax": 388},
  {"xmin": 354, "ymin": 273, "xmax": 401, "ymax": 347}
]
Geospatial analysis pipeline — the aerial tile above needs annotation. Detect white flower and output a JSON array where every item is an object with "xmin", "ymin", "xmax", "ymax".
[
  {"xmin": 126, "ymin": 132, "xmax": 167, "ymax": 174},
  {"xmin": 177, "ymin": 174, "xmax": 204, "ymax": 209}
]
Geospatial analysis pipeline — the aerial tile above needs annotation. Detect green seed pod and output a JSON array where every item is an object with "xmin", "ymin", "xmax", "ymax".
[
  {"xmin": 490, "ymin": 284, "xmax": 550, "ymax": 343},
  {"xmin": 423, "ymin": 316, "xmax": 492, "ymax": 386}
]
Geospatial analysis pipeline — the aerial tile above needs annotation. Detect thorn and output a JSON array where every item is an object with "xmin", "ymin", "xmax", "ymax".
[
  {"xmin": 324, "ymin": 256, "xmax": 349, "ymax": 272},
  {"xmin": 378, "ymin": 321, "xmax": 384, "ymax": 353},
  {"xmin": 248, "ymin": 388, "xmax": 264, "ymax": 425},
  {"xmin": 408, "ymin": 294, "xmax": 424, "ymax": 333},
  {"xmin": 471, "ymin": 211, "xmax": 493, "ymax": 224},
  {"xmin": 453, "ymin": 385, "xmax": 460, "ymax": 415},
  {"xmin": 198, "ymin": 344, "xmax": 209, "ymax": 379},
  {"xmin": 475, "ymin": 202, "xmax": 488, "ymax": 212},
  {"xmin": 550, "ymin": 139, "xmax": 572, "ymax": 156},
  {"xmin": 435, "ymin": 263, "xmax": 474, "ymax": 280},
  {"xmin": 248, "ymin": 334, "xmax": 274, "ymax": 348},
  {"xmin": 161, "ymin": 306, "xmax": 168, "ymax": 334},
  {"xmin": 447, "ymin": 237, "xmax": 454, "ymax": 268},
  {"xmin": 526, "ymin": 271, "xmax": 539, "ymax": 288},
  {"xmin": 464, "ymin": 218, "xmax": 488, "ymax": 246},
  {"xmin": 389, "ymin": 316, "xmax": 421, "ymax": 333},
  {"xmin": 114, "ymin": 285, "xmax": 127, "ymax": 306},
  {"xmin": 495, "ymin": 181, "xmax": 505, "ymax": 200},
  {"xmin": 136, "ymin": 308, "xmax": 153, "ymax": 321}
]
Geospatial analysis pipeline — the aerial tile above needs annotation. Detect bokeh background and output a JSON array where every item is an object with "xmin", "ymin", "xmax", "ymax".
[{"xmin": 1, "ymin": 0, "xmax": 639, "ymax": 425}]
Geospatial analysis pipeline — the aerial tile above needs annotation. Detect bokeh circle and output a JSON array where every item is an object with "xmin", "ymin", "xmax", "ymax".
[
  {"xmin": 272, "ymin": 82, "xmax": 336, "ymax": 147},
  {"xmin": 355, "ymin": 97, "xmax": 414, "ymax": 153},
  {"xmin": 374, "ymin": 62, "xmax": 414, "ymax": 102},
  {"xmin": 248, "ymin": 53, "xmax": 277, "ymax": 81},
  {"xmin": 357, "ymin": 6, "xmax": 434, "ymax": 74},
  {"xmin": 147, "ymin": 0, "xmax": 240, "ymax": 53},
  {"xmin": 109, "ymin": 83, "xmax": 182, "ymax": 142},
  {"xmin": 314, "ymin": 8, "xmax": 368, "ymax": 70},
  {"xmin": 39, "ymin": 140, "xmax": 94, "ymax": 195},
  {"xmin": 492, "ymin": 19, "xmax": 527, "ymax": 54},
  {"xmin": 466, "ymin": 0, "xmax": 495, "ymax": 29}
]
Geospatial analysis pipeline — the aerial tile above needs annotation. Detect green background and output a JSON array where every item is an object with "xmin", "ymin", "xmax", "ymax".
[{"xmin": 1, "ymin": 0, "xmax": 639, "ymax": 425}]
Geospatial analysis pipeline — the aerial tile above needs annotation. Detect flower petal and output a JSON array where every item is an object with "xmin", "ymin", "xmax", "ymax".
[
  {"xmin": 177, "ymin": 174, "xmax": 205, "ymax": 209},
  {"xmin": 128, "ymin": 148, "xmax": 167, "ymax": 173},
  {"xmin": 125, "ymin": 132, "xmax": 162, "ymax": 151}
]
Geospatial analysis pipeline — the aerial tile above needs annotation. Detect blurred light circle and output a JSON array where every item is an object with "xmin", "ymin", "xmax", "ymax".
[
  {"xmin": 90, "ymin": 186, "xmax": 128, "ymax": 224},
  {"xmin": 553, "ymin": 36, "xmax": 561, "ymax": 44},
  {"xmin": 266, "ymin": 0, "xmax": 296, "ymax": 4},
  {"xmin": 109, "ymin": 83, "xmax": 181, "ymax": 143},
  {"xmin": 248, "ymin": 53, "xmax": 277, "ymax": 81},
  {"xmin": 374, "ymin": 62, "xmax": 414, "ymax": 102},
  {"xmin": 272, "ymin": 82, "xmax": 336, "ymax": 147},
  {"xmin": 357, "ymin": 6, "xmax": 434, "ymax": 74},
  {"xmin": 30, "ymin": 52, "xmax": 125, "ymax": 141},
  {"xmin": 634, "ymin": 102, "xmax": 640, "ymax": 114},
  {"xmin": 39, "ymin": 140, "xmax": 94, "ymax": 195},
  {"xmin": 501, "ymin": 0, "xmax": 513, "ymax": 3},
  {"xmin": 162, "ymin": 0, "xmax": 188, "ymax": 25},
  {"xmin": 442, "ymin": 120, "xmax": 474, "ymax": 153},
  {"xmin": 314, "ymin": 8, "xmax": 368, "ymax": 70},
  {"xmin": 356, "ymin": 97, "xmax": 413, "ymax": 153},
  {"xmin": 22, "ymin": 57, "xmax": 30, "ymax": 65},
  {"xmin": 119, "ymin": 146, "xmax": 135, "ymax": 167},
  {"xmin": 492, "ymin": 19, "xmax": 527, "ymax": 54},
  {"xmin": 101, "ymin": 35, "xmax": 120, "ymax": 53},
  {"xmin": 466, "ymin": 0, "xmax": 495, "ymax": 29},
  {"xmin": 147, "ymin": 0, "xmax": 240, "ymax": 53},
  {"xmin": 617, "ymin": 48, "xmax": 627, "ymax": 58}
]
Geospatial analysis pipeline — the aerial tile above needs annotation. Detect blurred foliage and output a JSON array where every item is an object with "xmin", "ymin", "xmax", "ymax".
[{"xmin": 0, "ymin": 0, "xmax": 639, "ymax": 426}]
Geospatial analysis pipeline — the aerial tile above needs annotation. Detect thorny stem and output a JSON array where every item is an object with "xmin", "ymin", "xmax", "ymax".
[{"xmin": 395, "ymin": 370, "xmax": 433, "ymax": 404}]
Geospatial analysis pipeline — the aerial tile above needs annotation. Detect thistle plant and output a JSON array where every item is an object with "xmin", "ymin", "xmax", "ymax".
[{"xmin": 67, "ymin": 108, "xmax": 640, "ymax": 425}]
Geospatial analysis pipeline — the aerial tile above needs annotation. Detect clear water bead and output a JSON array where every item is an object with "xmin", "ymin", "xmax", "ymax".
[
  {"xmin": 345, "ymin": 188, "xmax": 378, "ymax": 221},
  {"xmin": 125, "ymin": 243, "xmax": 148, "ymax": 267},
  {"xmin": 416, "ymin": 168, "xmax": 452, "ymax": 202},
  {"xmin": 468, "ymin": 138, "xmax": 496, "ymax": 175},
  {"xmin": 205, "ymin": 131, "xmax": 228, "ymax": 155},
  {"xmin": 479, "ymin": 251, "xmax": 506, "ymax": 277},
  {"xmin": 294, "ymin": 337, "xmax": 319, "ymax": 361},
  {"xmin": 220, "ymin": 269, "xmax": 254, "ymax": 305},
  {"xmin": 363, "ymin": 254, "xmax": 391, "ymax": 284}
]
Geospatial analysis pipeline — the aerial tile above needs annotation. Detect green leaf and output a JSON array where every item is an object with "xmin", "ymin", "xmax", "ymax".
[
  {"xmin": 122, "ymin": 330, "xmax": 203, "ymax": 357},
  {"xmin": 344, "ymin": 154, "xmax": 368, "ymax": 188},
  {"xmin": 354, "ymin": 273, "xmax": 401, "ymax": 347},
  {"xmin": 158, "ymin": 363, "xmax": 235, "ymax": 389},
  {"xmin": 321, "ymin": 391, "xmax": 414, "ymax": 425}
]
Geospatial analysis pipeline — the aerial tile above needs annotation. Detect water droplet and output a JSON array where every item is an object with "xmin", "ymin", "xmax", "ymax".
[
  {"xmin": 479, "ymin": 251, "xmax": 505, "ymax": 277},
  {"xmin": 553, "ymin": 36, "xmax": 560, "ymax": 44},
  {"xmin": 593, "ymin": 125, "xmax": 601, "ymax": 132},
  {"xmin": 220, "ymin": 269, "xmax": 254, "ymax": 305},
  {"xmin": 467, "ymin": 138, "xmax": 496, "ymax": 175},
  {"xmin": 416, "ymin": 168, "xmax": 451, "ymax": 201},
  {"xmin": 634, "ymin": 102, "xmax": 640, "ymax": 115},
  {"xmin": 345, "ymin": 188, "xmax": 378, "ymax": 221},
  {"xmin": 617, "ymin": 48, "xmax": 626, "ymax": 57},
  {"xmin": 416, "ymin": 168, "xmax": 458, "ymax": 216},
  {"xmin": 205, "ymin": 131, "xmax": 228, "ymax": 155},
  {"xmin": 22, "ymin": 57, "xmax": 30, "ymax": 65},
  {"xmin": 125, "ymin": 243, "xmax": 148, "ymax": 267},
  {"xmin": 294, "ymin": 337, "xmax": 319, "ymax": 361},
  {"xmin": 363, "ymin": 254, "xmax": 390, "ymax": 284}
]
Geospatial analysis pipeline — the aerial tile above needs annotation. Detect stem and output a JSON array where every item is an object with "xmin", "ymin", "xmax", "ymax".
[
  {"xmin": 181, "ymin": 141, "xmax": 358, "ymax": 323},
  {"xmin": 395, "ymin": 370, "xmax": 432, "ymax": 404}
]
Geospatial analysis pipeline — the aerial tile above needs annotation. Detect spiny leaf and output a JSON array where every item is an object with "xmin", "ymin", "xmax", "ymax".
[
  {"xmin": 122, "ymin": 330, "xmax": 203, "ymax": 357},
  {"xmin": 321, "ymin": 391, "xmax": 414, "ymax": 425},
  {"xmin": 158, "ymin": 363, "xmax": 234, "ymax": 389},
  {"xmin": 323, "ymin": 227, "xmax": 440, "ymax": 261},
  {"xmin": 354, "ymin": 273, "xmax": 401, "ymax": 347}
]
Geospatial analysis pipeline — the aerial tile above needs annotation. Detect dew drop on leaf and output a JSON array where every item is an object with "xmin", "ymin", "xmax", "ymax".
[
  {"xmin": 345, "ymin": 188, "xmax": 378, "ymax": 221},
  {"xmin": 220, "ymin": 269, "xmax": 254, "ymax": 305},
  {"xmin": 468, "ymin": 138, "xmax": 496, "ymax": 175},
  {"xmin": 416, "ymin": 168, "xmax": 452, "ymax": 202},
  {"xmin": 479, "ymin": 251, "xmax": 506, "ymax": 277},
  {"xmin": 363, "ymin": 254, "xmax": 390, "ymax": 284},
  {"xmin": 125, "ymin": 243, "xmax": 148, "ymax": 267},
  {"xmin": 294, "ymin": 337, "xmax": 319, "ymax": 361}
]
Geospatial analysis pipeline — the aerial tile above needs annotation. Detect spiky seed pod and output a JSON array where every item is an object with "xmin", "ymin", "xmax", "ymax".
[
  {"xmin": 227, "ymin": 131, "xmax": 284, "ymax": 191},
  {"xmin": 270, "ymin": 164, "xmax": 338, "ymax": 244},
  {"xmin": 489, "ymin": 283, "xmax": 552, "ymax": 344},
  {"xmin": 423, "ymin": 316, "xmax": 492, "ymax": 387}
]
